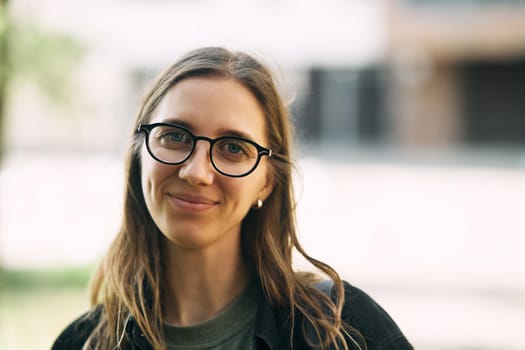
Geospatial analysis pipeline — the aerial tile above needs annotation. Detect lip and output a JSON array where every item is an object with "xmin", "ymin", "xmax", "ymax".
[{"xmin": 167, "ymin": 192, "xmax": 218, "ymax": 212}]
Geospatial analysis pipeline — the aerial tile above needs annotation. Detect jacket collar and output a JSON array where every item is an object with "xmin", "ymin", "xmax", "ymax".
[{"xmin": 253, "ymin": 295, "xmax": 292, "ymax": 350}]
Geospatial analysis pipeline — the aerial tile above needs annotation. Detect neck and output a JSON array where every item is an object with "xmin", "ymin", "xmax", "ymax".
[{"xmin": 162, "ymin": 238, "xmax": 252, "ymax": 326}]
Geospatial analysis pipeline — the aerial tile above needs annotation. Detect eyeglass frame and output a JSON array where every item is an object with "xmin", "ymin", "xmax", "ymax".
[{"xmin": 137, "ymin": 122, "xmax": 273, "ymax": 178}]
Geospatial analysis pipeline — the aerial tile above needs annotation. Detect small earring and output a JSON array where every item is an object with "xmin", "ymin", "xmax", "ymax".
[{"xmin": 255, "ymin": 199, "xmax": 263, "ymax": 209}]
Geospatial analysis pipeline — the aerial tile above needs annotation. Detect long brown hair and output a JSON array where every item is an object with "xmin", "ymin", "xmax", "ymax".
[{"xmin": 87, "ymin": 47, "xmax": 362, "ymax": 350}]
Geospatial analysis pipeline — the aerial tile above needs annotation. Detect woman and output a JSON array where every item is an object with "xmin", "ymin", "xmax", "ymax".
[{"xmin": 52, "ymin": 47, "xmax": 412, "ymax": 350}]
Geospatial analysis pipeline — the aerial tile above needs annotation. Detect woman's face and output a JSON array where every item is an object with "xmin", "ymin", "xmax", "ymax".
[{"xmin": 141, "ymin": 77, "xmax": 273, "ymax": 251}]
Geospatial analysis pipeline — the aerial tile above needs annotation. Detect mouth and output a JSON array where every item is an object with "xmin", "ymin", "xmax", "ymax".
[{"xmin": 167, "ymin": 193, "xmax": 218, "ymax": 212}]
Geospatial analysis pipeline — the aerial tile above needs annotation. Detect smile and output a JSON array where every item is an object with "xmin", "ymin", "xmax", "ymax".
[{"xmin": 167, "ymin": 193, "xmax": 218, "ymax": 212}]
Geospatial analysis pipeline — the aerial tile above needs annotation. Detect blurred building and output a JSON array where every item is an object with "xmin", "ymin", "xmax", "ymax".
[
  {"xmin": 6, "ymin": 0, "xmax": 386, "ymax": 153},
  {"xmin": 7, "ymin": 0, "xmax": 525, "ymax": 152},
  {"xmin": 387, "ymin": 0, "xmax": 525, "ymax": 148},
  {"xmin": 297, "ymin": 0, "xmax": 525, "ymax": 149}
]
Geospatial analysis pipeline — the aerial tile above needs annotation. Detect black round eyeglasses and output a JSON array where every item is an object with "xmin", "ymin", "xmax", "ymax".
[{"xmin": 137, "ymin": 122, "xmax": 272, "ymax": 177}]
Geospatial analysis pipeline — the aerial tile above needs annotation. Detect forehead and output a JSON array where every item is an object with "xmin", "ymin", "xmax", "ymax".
[{"xmin": 150, "ymin": 77, "xmax": 268, "ymax": 142}]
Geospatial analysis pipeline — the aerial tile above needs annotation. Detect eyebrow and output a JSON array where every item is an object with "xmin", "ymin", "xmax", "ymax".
[{"xmin": 158, "ymin": 118, "xmax": 256, "ymax": 140}]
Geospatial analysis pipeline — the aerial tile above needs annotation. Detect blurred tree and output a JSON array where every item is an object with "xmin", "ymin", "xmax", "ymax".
[
  {"xmin": 0, "ymin": 0, "xmax": 8, "ymax": 164},
  {"xmin": 0, "ymin": 1, "xmax": 85, "ymax": 164}
]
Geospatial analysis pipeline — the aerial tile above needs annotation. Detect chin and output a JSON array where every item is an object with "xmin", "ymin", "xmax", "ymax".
[{"xmin": 161, "ymin": 227, "xmax": 215, "ymax": 249}]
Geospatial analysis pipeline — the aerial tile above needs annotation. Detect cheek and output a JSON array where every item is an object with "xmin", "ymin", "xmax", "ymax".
[
  {"xmin": 140, "ymin": 149, "xmax": 172, "ymax": 199},
  {"xmin": 140, "ymin": 163, "xmax": 155, "ymax": 213},
  {"xmin": 253, "ymin": 161, "xmax": 272, "ymax": 197},
  {"xmin": 140, "ymin": 150, "xmax": 153, "ymax": 194},
  {"xmin": 232, "ymin": 172, "xmax": 269, "ymax": 207}
]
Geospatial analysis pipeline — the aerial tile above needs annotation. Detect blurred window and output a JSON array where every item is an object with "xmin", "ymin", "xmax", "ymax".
[
  {"xmin": 294, "ymin": 67, "xmax": 386, "ymax": 145},
  {"xmin": 461, "ymin": 58, "xmax": 525, "ymax": 146}
]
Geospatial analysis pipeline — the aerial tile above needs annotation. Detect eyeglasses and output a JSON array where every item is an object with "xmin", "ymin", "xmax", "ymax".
[{"xmin": 137, "ymin": 122, "xmax": 272, "ymax": 177}]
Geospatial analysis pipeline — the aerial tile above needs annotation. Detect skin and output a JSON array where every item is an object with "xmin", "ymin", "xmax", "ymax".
[{"xmin": 140, "ymin": 77, "xmax": 274, "ymax": 326}]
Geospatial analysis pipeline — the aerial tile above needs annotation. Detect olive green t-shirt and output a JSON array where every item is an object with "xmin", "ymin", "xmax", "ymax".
[{"xmin": 163, "ymin": 281, "xmax": 260, "ymax": 350}]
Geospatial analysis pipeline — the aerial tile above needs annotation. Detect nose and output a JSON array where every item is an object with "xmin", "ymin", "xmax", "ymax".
[{"xmin": 177, "ymin": 142, "xmax": 214, "ymax": 186}]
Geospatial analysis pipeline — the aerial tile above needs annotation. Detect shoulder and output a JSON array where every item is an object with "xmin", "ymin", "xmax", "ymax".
[
  {"xmin": 51, "ymin": 307, "xmax": 102, "ymax": 350},
  {"xmin": 339, "ymin": 281, "xmax": 413, "ymax": 350}
]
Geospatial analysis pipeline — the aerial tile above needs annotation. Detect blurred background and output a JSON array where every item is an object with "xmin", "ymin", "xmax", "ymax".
[{"xmin": 1, "ymin": 0, "xmax": 525, "ymax": 349}]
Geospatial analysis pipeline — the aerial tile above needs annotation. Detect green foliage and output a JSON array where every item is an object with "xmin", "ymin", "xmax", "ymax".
[
  {"xmin": 0, "ymin": 265, "xmax": 93, "ymax": 291},
  {"xmin": 0, "ymin": 4, "xmax": 87, "ymax": 162},
  {"xmin": 1, "ymin": 287, "xmax": 88, "ymax": 350},
  {"xmin": 7, "ymin": 21, "xmax": 87, "ymax": 105}
]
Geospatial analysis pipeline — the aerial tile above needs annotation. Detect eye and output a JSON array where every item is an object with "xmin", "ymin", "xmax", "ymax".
[
  {"xmin": 215, "ymin": 138, "xmax": 257, "ymax": 161},
  {"xmin": 154, "ymin": 126, "xmax": 192, "ymax": 148},
  {"xmin": 221, "ymin": 139, "xmax": 252, "ymax": 156},
  {"xmin": 225, "ymin": 141, "xmax": 244, "ymax": 154},
  {"xmin": 162, "ymin": 131, "xmax": 185, "ymax": 142}
]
